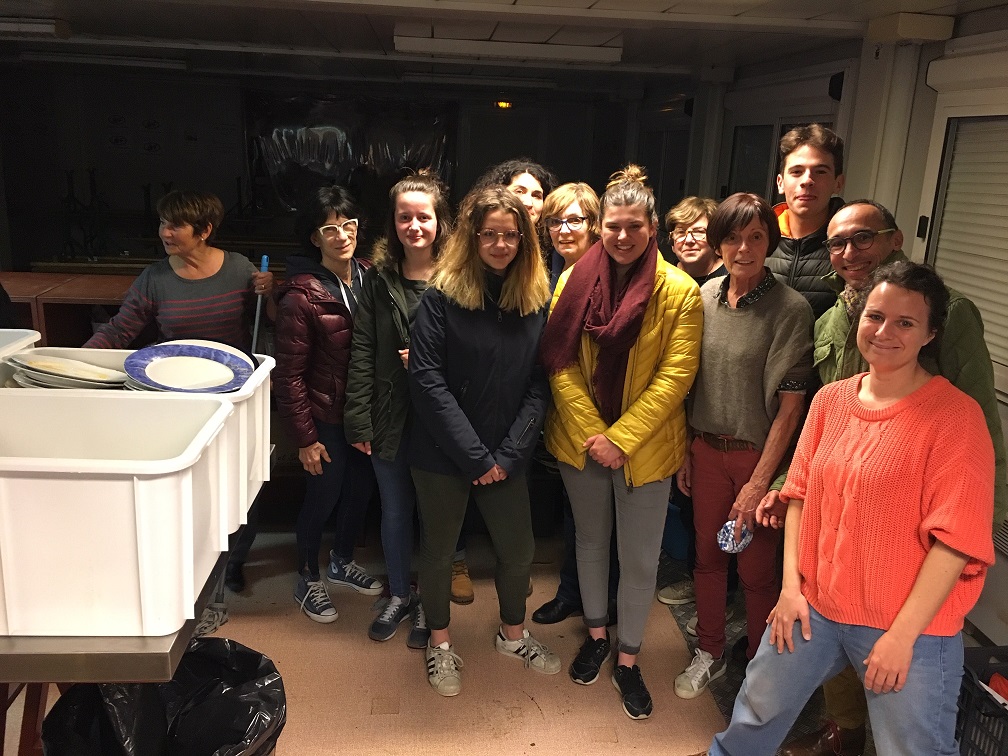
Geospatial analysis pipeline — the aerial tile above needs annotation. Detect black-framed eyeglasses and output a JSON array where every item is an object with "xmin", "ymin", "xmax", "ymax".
[
  {"xmin": 671, "ymin": 227, "xmax": 707, "ymax": 242},
  {"xmin": 318, "ymin": 219, "xmax": 358, "ymax": 239},
  {"xmin": 477, "ymin": 229, "xmax": 522, "ymax": 246},
  {"xmin": 825, "ymin": 228, "xmax": 895, "ymax": 255},
  {"xmin": 544, "ymin": 216, "xmax": 587, "ymax": 231}
]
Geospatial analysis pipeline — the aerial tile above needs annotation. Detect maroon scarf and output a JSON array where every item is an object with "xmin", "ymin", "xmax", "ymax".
[{"xmin": 540, "ymin": 237, "xmax": 658, "ymax": 424}]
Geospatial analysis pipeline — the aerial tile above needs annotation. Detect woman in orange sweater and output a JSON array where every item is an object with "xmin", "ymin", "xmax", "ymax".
[{"xmin": 693, "ymin": 261, "xmax": 995, "ymax": 756}]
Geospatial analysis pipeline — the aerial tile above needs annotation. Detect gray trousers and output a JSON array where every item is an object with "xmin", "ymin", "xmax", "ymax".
[
  {"xmin": 411, "ymin": 468, "xmax": 534, "ymax": 631},
  {"xmin": 560, "ymin": 458, "xmax": 671, "ymax": 655}
]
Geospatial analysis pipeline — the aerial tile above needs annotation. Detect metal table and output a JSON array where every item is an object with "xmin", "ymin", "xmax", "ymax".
[{"xmin": 0, "ymin": 552, "xmax": 227, "ymax": 755}]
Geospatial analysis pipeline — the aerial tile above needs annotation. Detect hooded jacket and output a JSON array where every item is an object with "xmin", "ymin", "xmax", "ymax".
[
  {"xmin": 767, "ymin": 196, "xmax": 845, "ymax": 319},
  {"xmin": 407, "ymin": 273, "xmax": 549, "ymax": 481},
  {"xmin": 344, "ymin": 238, "xmax": 417, "ymax": 460},
  {"xmin": 273, "ymin": 255, "xmax": 368, "ymax": 448}
]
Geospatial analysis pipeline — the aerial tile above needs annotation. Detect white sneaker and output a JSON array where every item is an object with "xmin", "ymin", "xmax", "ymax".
[
  {"xmin": 495, "ymin": 628, "xmax": 562, "ymax": 674},
  {"xmin": 685, "ymin": 602, "xmax": 737, "ymax": 637},
  {"xmin": 674, "ymin": 648, "xmax": 726, "ymax": 699},
  {"xmin": 426, "ymin": 642, "xmax": 463, "ymax": 697}
]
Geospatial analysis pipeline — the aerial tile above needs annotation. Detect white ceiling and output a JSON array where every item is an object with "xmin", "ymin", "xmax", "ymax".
[{"xmin": 1, "ymin": 0, "xmax": 1007, "ymax": 94}]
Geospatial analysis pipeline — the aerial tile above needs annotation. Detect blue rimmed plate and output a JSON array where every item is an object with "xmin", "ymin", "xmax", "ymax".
[{"xmin": 124, "ymin": 343, "xmax": 253, "ymax": 393}]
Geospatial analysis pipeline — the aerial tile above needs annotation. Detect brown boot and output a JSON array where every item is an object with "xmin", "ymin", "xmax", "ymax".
[
  {"xmin": 450, "ymin": 560, "xmax": 474, "ymax": 604},
  {"xmin": 779, "ymin": 720, "xmax": 866, "ymax": 756}
]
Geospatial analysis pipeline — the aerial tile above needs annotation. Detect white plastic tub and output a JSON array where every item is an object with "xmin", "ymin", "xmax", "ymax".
[
  {"xmin": 0, "ymin": 346, "xmax": 274, "ymax": 539},
  {"xmin": 0, "ymin": 392, "xmax": 232, "ymax": 636},
  {"xmin": 0, "ymin": 329, "xmax": 40, "ymax": 358}
]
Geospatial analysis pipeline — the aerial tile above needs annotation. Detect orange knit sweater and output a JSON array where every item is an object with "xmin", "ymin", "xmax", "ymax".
[{"xmin": 781, "ymin": 374, "xmax": 995, "ymax": 636}]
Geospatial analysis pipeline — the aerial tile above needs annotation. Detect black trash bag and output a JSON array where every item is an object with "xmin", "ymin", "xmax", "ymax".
[
  {"xmin": 160, "ymin": 637, "xmax": 286, "ymax": 756},
  {"xmin": 41, "ymin": 637, "xmax": 284, "ymax": 756},
  {"xmin": 41, "ymin": 682, "xmax": 169, "ymax": 756}
]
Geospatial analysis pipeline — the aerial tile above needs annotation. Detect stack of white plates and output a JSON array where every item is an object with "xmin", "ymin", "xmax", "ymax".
[
  {"xmin": 123, "ymin": 341, "xmax": 254, "ymax": 393},
  {"xmin": 4, "ymin": 353, "xmax": 128, "ymax": 390}
]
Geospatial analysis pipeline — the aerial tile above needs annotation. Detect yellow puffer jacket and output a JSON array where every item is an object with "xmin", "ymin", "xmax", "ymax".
[{"xmin": 545, "ymin": 258, "xmax": 703, "ymax": 487}]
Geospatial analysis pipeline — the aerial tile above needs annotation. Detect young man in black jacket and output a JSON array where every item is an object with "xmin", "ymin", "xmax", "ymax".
[{"xmin": 766, "ymin": 124, "xmax": 846, "ymax": 319}]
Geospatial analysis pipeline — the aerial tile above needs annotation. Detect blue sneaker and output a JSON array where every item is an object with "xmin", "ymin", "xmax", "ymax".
[
  {"xmin": 326, "ymin": 552, "xmax": 384, "ymax": 595},
  {"xmin": 369, "ymin": 594, "xmax": 414, "ymax": 642},
  {"xmin": 294, "ymin": 575, "xmax": 338, "ymax": 624},
  {"xmin": 407, "ymin": 595, "xmax": 430, "ymax": 650}
]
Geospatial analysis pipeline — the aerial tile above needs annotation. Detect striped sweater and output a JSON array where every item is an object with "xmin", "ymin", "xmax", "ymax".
[{"xmin": 85, "ymin": 251, "xmax": 257, "ymax": 350}]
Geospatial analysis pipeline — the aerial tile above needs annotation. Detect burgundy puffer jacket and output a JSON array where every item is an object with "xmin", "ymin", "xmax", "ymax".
[{"xmin": 273, "ymin": 272, "xmax": 356, "ymax": 448}]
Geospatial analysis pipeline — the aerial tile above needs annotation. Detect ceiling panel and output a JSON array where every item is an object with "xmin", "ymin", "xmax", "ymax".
[
  {"xmin": 591, "ymin": 0, "xmax": 677, "ymax": 10},
  {"xmin": 667, "ymin": 0, "xmax": 768, "ymax": 14},
  {"xmin": 738, "ymin": 0, "xmax": 855, "ymax": 18},
  {"xmin": 515, "ymin": 0, "xmax": 594, "ymax": 6},
  {"xmin": 548, "ymin": 26, "xmax": 622, "ymax": 44},
  {"xmin": 851, "ymin": 0, "xmax": 954, "ymax": 14},
  {"xmin": 2, "ymin": 0, "xmax": 1006, "ymax": 97}
]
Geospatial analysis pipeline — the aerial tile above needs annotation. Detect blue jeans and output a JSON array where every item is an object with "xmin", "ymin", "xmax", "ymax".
[
  {"xmin": 295, "ymin": 420, "xmax": 375, "ymax": 579},
  {"xmin": 709, "ymin": 605, "xmax": 964, "ymax": 756},
  {"xmin": 372, "ymin": 437, "xmax": 417, "ymax": 598}
]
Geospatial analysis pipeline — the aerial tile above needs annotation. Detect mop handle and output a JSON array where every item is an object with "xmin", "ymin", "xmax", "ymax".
[{"xmin": 251, "ymin": 255, "xmax": 269, "ymax": 354}]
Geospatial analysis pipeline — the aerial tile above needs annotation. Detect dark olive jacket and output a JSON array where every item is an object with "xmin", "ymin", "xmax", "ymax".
[{"xmin": 344, "ymin": 245, "xmax": 416, "ymax": 461}]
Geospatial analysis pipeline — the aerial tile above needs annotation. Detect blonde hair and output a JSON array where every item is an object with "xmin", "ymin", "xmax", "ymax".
[
  {"xmin": 431, "ymin": 186, "xmax": 550, "ymax": 316},
  {"xmin": 601, "ymin": 164, "xmax": 658, "ymax": 225},
  {"xmin": 540, "ymin": 182, "xmax": 601, "ymax": 247}
]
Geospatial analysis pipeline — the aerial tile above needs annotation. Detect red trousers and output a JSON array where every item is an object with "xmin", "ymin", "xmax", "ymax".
[{"xmin": 690, "ymin": 437, "xmax": 781, "ymax": 660}]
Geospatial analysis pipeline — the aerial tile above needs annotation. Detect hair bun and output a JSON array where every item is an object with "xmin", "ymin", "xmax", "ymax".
[{"xmin": 606, "ymin": 163, "xmax": 648, "ymax": 191}]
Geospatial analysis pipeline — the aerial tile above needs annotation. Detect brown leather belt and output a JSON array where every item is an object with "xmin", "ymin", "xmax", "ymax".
[{"xmin": 697, "ymin": 431, "xmax": 757, "ymax": 453}]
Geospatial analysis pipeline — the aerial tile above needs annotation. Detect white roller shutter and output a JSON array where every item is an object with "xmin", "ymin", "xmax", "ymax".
[{"xmin": 927, "ymin": 117, "xmax": 1008, "ymax": 397}]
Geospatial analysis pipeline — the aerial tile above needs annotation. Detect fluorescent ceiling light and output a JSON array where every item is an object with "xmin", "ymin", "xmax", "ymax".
[
  {"xmin": 400, "ymin": 72, "xmax": 558, "ymax": 89},
  {"xmin": 0, "ymin": 16, "xmax": 69, "ymax": 37},
  {"xmin": 394, "ymin": 35, "xmax": 621, "ymax": 64},
  {"xmin": 20, "ymin": 52, "xmax": 187, "ymax": 70}
]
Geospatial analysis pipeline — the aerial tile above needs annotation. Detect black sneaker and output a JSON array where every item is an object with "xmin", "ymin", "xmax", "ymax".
[
  {"xmin": 612, "ymin": 664, "xmax": 653, "ymax": 720},
  {"xmin": 368, "ymin": 594, "xmax": 414, "ymax": 642},
  {"xmin": 570, "ymin": 634, "xmax": 611, "ymax": 685}
]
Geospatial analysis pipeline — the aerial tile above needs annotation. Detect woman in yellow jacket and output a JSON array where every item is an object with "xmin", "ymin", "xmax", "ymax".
[{"xmin": 540, "ymin": 165, "xmax": 703, "ymax": 719}]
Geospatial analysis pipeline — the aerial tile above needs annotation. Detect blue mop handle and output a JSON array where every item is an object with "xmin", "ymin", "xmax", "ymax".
[{"xmin": 251, "ymin": 255, "xmax": 269, "ymax": 353}]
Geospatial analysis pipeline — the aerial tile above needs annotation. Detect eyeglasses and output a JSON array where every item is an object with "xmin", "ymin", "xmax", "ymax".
[
  {"xmin": 825, "ymin": 228, "xmax": 895, "ymax": 255},
  {"xmin": 544, "ymin": 216, "xmax": 587, "ymax": 231},
  {"xmin": 318, "ymin": 219, "xmax": 359, "ymax": 239},
  {"xmin": 477, "ymin": 229, "xmax": 522, "ymax": 246},
  {"xmin": 671, "ymin": 227, "xmax": 707, "ymax": 242}
]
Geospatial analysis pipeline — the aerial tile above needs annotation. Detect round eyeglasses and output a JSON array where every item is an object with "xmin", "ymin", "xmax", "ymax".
[
  {"xmin": 477, "ymin": 229, "xmax": 522, "ymax": 246},
  {"xmin": 544, "ymin": 216, "xmax": 587, "ymax": 231},
  {"xmin": 825, "ymin": 228, "xmax": 895, "ymax": 255}
]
